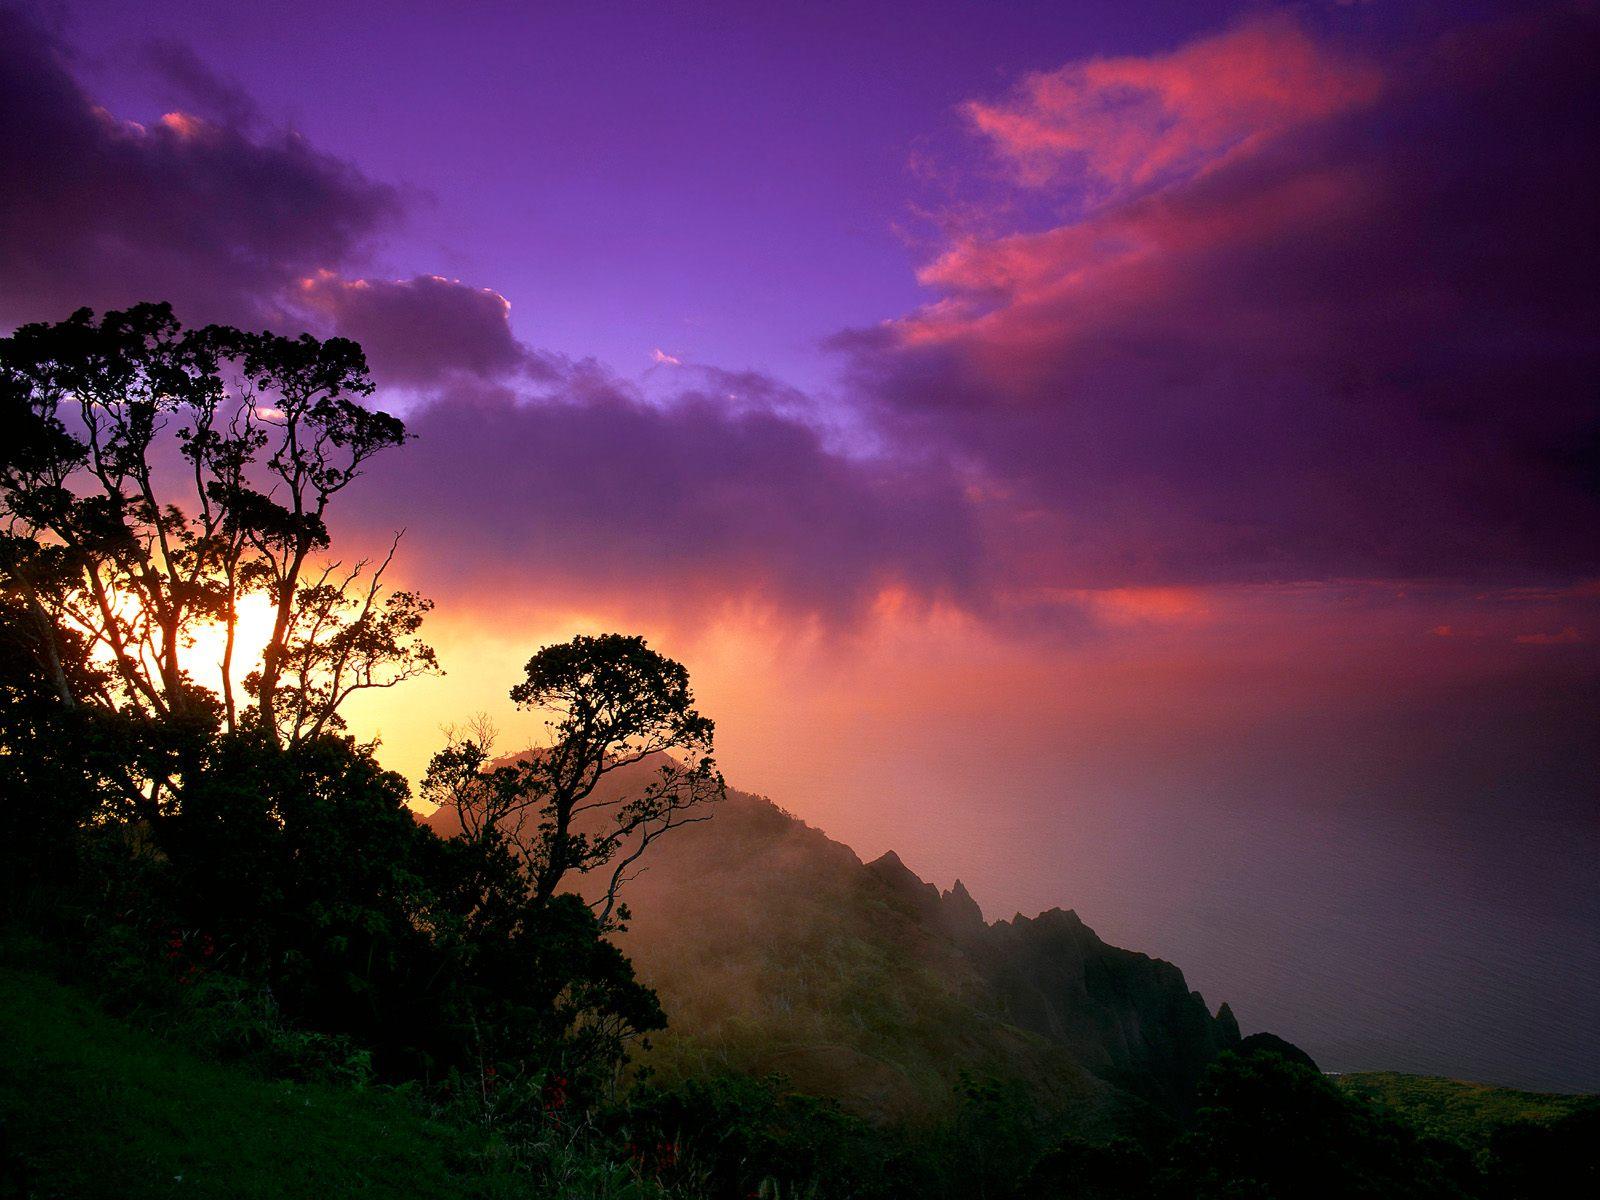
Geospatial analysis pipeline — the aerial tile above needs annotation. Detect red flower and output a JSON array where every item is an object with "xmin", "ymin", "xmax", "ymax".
[{"xmin": 543, "ymin": 1074, "xmax": 569, "ymax": 1112}]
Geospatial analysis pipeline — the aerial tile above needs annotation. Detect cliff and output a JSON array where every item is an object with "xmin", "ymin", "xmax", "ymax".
[{"xmin": 424, "ymin": 760, "xmax": 1247, "ymax": 1127}]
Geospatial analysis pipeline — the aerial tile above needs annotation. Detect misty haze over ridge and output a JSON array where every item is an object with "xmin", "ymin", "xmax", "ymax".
[
  {"xmin": 427, "ymin": 756, "xmax": 1240, "ymax": 1124},
  {"xmin": 424, "ymin": 755, "xmax": 1600, "ymax": 1096}
]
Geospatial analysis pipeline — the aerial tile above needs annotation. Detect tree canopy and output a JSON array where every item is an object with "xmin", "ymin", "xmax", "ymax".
[
  {"xmin": 0, "ymin": 303, "xmax": 707, "ymax": 1104},
  {"xmin": 424, "ymin": 633, "xmax": 725, "ymax": 931},
  {"xmin": 0, "ymin": 302, "xmax": 434, "ymax": 771}
]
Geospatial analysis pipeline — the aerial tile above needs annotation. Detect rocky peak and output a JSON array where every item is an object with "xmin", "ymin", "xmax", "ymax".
[
  {"xmin": 1216, "ymin": 1001, "xmax": 1242, "ymax": 1044},
  {"xmin": 939, "ymin": 878, "xmax": 986, "ymax": 937},
  {"xmin": 865, "ymin": 850, "xmax": 943, "ymax": 909}
]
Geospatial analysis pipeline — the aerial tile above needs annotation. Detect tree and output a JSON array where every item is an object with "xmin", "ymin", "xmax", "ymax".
[
  {"xmin": 1158, "ymin": 1051, "xmax": 1477, "ymax": 1200},
  {"xmin": 1486, "ymin": 1104, "xmax": 1600, "ymax": 1199},
  {"xmin": 0, "ymin": 304, "xmax": 435, "ymax": 816},
  {"xmin": 254, "ymin": 540, "xmax": 437, "ymax": 747},
  {"xmin": 423, "ymin": 634, "xmax": 724, "ymax": 929},
  {"xmin": 1, "ymin": 302, "xmax": 693, "ymax": 1112},
  {"xmin": 0, "ymin": 593, "xmax": 109, "ymax": 905}
]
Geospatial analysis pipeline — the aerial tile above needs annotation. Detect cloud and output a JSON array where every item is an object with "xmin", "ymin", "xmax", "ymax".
[
  {"xmin": 965, "ymin": 13, "xmax": 1381, "ymax": 196},
  {"xmin": 841, "ymin": 5, "xmax": 1600, "ymax": 593},
  {"xmin": 140, "ymin": 38, "xmax": 262, "ymax": 130},
  {"xmin": 348, "ymin": 371, "xmax": 981, "ymax": 624},
  {"xmin": 295, "ymin": 271, "xmax": 554, "ymax": 386},
  {"xmin": 0, "ymin": 9, "xmax": 975, "ymax": 631},
  {"xmin": 0, "ymin": 12, "xmax": 542, "ymax": 397},
  {"xmin": 6, "ymin": 2, "xmax": 1592, "ymax": 648},
  {"xmin": 0, "ymin": 5, "xmax": 396, "ymax": 327},
  {"xmin": 1515, "ymin": 628, "xmax": 1583, "ymax": 646}
]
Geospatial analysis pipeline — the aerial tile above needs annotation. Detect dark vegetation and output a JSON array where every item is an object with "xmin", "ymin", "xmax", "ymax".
[
  {"xmin": 1336, "ymin": 1072, "xmax": 1598, "ymax": 1143},
  {"xmin": 519, "ymin": 775, "xmax": 1237, "ymax": 1128},
  {"xmin": 1, "ymin": 305, "xmax": 1592, "ymax": 1197}
]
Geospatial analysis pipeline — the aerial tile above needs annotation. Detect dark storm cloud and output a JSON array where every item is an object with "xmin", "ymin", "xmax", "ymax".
[
  {"xmin": 295, "ymin": 272, "xmax": 559, "ymax": 386},
  {"xmin": 839, "ymin": 5, "xmax": 1600, "ymax": 590},
  {"xmin": 0, "ymin": 4, "xmax": 397, "ymax": 327},
  {"xmin": 349, "ymin": 374, "xmax": 982, "ymax": 622}
]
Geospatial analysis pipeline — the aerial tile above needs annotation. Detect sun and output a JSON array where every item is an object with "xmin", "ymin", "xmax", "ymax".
[
  {"xmin": 76, "ymin": 588, "xmax": 281, "ymax": 711},
  {"xmin": 184, "ymin": 592, "xmax": 279, "ymax": 700}
]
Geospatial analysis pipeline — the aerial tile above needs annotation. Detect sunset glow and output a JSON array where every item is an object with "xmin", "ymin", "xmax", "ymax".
[
  {"xmin": 2, "ymin": 0, "xmax": 1595, "ymax": 1102},
  {"xmin": 182, "ymin": 592, "xmax": 278, "ymax": 699}
]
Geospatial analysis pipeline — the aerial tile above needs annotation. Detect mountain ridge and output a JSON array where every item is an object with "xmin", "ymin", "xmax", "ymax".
[{"xmin": 423, "ymin": 758, "xmax": 1253, "ymax": 1127}]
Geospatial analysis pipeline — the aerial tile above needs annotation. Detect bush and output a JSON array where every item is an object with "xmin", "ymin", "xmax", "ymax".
[
  {"xmin": 613, "ymin": 1073, "xmax": 929, "ymax": 1200},
  {"xmin": 1157, "ymin": 1051, "xmax": 1479, "ymax": 1200}
]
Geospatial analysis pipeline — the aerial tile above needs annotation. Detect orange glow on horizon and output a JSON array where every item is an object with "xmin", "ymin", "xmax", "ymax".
[{"xmin": 79, "ymin": 591, "xmax": 278, "ymax": 711}]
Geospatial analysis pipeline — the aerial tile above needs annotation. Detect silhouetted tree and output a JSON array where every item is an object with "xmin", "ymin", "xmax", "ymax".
[
  {"xmin": 1157, "ymin": 1051, "xmax": 1478, "ymax": 1199},
  {"xmin": 1020, "ymin": 1135, "xmax": 1154, "ymax": 1200},
  {"xmin": 1485, "ymin": 1104, "xmax": 1600, "ymax": 1199},
  {"xmin": 1, "ymin": 302, "xmax": 688, "ymax": 1113},
  {"xmin": 0, "ymin": 304, "xmax": 435, "ymax": 821},
  {"xmin": 0, "ymin": 594, "xmax": 107, "ymax": 906},
  {"xmin": 424, "ymin": 634, "xmax": 724, "ymax": 929}
]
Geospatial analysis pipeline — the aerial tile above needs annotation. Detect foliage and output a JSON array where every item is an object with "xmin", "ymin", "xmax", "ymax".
[
  {"xmin": 424, "ymin": 633, "xmax": 725, "ymax": 931},
  {"xmin": 1019, "ymin": 1134, "xmax": 1155, "ymax": 1200},
  {"xmin": 0, "ymin": 597, "xmax": 105, "ymax": 909},
  {"xmin": 0, "ymin": 956, "xmax": 523, "ymax": 1199},
  {"xmin": 0, "ymin": 302, "xmax": 434, "ymax": 761},
  {"xmin": 602, "ymin": 783, "xmax": 1176, "ymax": 1133},
  {"xmin": 1483, "ymin": 1105, "xmax": 1600, "ymax": 1199},
  {"xmin": 0, "ymin": 304, "xmax": 674, "ymax": 1099},
  {"xmin": 42, "ymin": 727, "xmax": 667, "ymax": 1091},
  {"xmin": 615, "ymin": 1071, "xmax": 980, "ymax": 1200},
  {"xmin": 5, "ymin": 301, "xmax": 1594, "ymax": 1199},
  {"xmin": 1335, "ymin": 1071, "xmax": 1599, "ymax": 1154},
  {"xmin": 1155, "ymin": 1051, "xmax": 1481, "ymax": 1199}
]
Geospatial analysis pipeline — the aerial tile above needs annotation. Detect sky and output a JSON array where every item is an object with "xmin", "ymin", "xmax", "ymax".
[{"xmin": 3, "ymin": 0, "xmax": 1597, "ymax": 1089}]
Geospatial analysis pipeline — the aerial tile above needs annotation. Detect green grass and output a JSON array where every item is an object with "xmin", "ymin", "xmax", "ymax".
[
  {"xmin": 0, "ymin": 961, "xmax": 516, "ymax": 1199},
  {"xmin": 1335, "ymin": 1071, "xmax": 1598, "ymax": 1150},
  {"xmin": 7, "ymin": 943, "xmax": 1592, "ymax": 1200}
]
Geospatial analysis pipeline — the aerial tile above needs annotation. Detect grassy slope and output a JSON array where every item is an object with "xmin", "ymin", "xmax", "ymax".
[
  {"xmin": 1335, "ymin": 1071, "xmax": 1597, "ymax": 1149},
  {"xmin": 6, "ymin": 952, "xmax": 1595, "ymax": 1199},
  {"xmin": 0, "ymin": 963, "xmax": 507, "ymax": 1200}
]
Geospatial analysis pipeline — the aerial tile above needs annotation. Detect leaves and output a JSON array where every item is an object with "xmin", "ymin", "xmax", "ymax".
[
  {"xmin": 428, "ymin": 635, "xmax": 724, "ymax": 931},
  {"xmin": 0, "ymin": 302, "xmax": 424, "ymax": 751}
]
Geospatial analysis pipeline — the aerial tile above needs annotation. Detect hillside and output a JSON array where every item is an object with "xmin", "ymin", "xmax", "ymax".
[
  {"xmin": 0, "ymin": 960, "xmax": 512, "ymax": 1200},
  {"xmin": 425, "ymin": 762, "xmax": 1244, "ymax": 1128},
  {"xmin": 1334, "ymin": 1072, "xmax": 1600, "ymax": 1151}
]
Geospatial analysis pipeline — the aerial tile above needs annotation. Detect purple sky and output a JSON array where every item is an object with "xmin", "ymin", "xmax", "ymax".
[
  {"xmin": 43, "ymin": 0, "xmax": 1242, "ymax": 382},
  {"xmin": 4, "ymin": 0, "xmax": 1597, "ymax": 1089}
]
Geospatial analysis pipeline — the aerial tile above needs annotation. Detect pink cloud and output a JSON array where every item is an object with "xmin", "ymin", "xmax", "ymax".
[
  {"xmin": 840, "ymin": 5, "xmax": 1600, "ymax": 594},
  {"xmin": 1515, "ymin": 628, "xmax": 1583, "ymax": 646},
  {"xmin": 965, "ymin": 13, "xmax": 1381, "ymax": 196}
]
